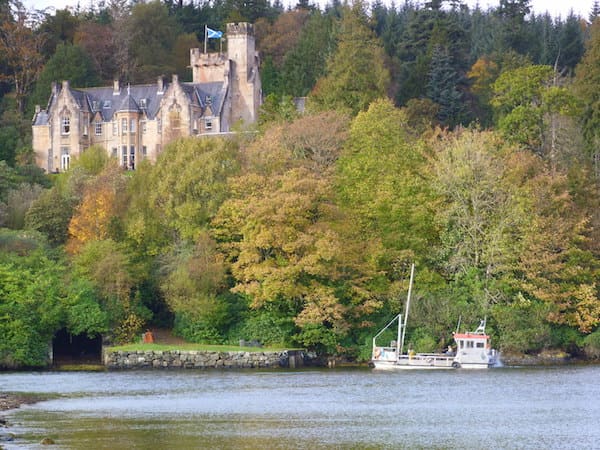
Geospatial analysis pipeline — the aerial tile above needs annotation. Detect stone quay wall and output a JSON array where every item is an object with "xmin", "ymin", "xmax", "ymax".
[{"xmin": 103, "ymin": 350, "xmax": 304, "ymax": 370}]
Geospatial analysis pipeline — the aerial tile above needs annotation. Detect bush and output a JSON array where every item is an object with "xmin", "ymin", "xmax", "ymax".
[{"xmin": 583, "ymin": 330, "xmax": 600, "ymax": 359}]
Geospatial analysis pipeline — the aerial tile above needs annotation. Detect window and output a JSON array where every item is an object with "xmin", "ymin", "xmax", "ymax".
[
  {"xmin": 121, "ymin": 118, "xmax": 127, "ymax": 133},
  {"xmin": 83, "ymin": 124, "xmax": 88, "ymax": 136},
  {"xmin": 205, "ymin": 118, "xmax": 212, "ymax": 131},
  {"xmin": 92, "ymin": 101, "xmax": 99, "ymax": 111},
  {"xmin": 61, "ymin": 116, "xmax": 70, "ymax": 135},
  {"xmin": 142, "ymin": 145, "xmax": 147, "ymax": 159},
  {"xmin": 476, "ymin": 342, "xmax": 484, "ymax": 348},
  {"xmin": 95, "ymin": 121, "xmax": 102, "ymax": 135},
  {"xmin": 111, "ymin": 147, "xmax": 118, "ymax": 158},
  {"xmin": 103, "ymin": 100, "xmax": 111, "ymax": 109},
  {"xmin": 141, "ymin": 120, "xmax": 147, "ymax": 134},
  {"xmin": 139, "ymin": 98, "xmax": 147, "ymax": 108},
  {"xmin": 130, "ymin": 145, "xmax": 135, "ymax": 170},
  {"xmin": 112, "ymin": 121, "xmax": 117, "ymax": 136},
  {"xmin": 157, "ymin": 117, "xmax": 162, "ymax": 134},
  {"xmin": 61, "ymin": 147, "xmax": 70, "ymax": 170},
  {"xmin": 130, "ymin": 118, "xmax": 136, "ymax": 133},
  {"xmin": 121, "ymin": 146, "xmax": 127, "ymax": 167}
]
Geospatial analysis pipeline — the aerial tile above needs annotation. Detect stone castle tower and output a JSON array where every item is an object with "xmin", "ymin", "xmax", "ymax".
[{"xmin": 190, "ymin": 22, "xmax": 261, "ymax": 127}]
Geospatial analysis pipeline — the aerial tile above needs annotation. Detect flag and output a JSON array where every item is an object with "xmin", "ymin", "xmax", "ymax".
[{"xmin": 206, "ymin": 27, "xmax": 223, "ymax": 39}]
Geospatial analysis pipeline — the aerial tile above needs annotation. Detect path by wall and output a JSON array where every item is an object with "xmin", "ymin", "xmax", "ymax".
[{"xmin": 104, "ymin": 349, "xmax": 305, "ymax": 369}]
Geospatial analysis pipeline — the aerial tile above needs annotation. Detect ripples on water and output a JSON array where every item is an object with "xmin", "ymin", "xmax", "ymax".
[{"xmin": 2, "ymin": 366, "xmax": 599, "ymax": 449}]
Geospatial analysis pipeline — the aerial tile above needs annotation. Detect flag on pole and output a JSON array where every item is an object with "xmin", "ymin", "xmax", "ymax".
[
  {"xmin": 206, "ymin": 27, "xmax": 223, "ymax": 39},
  {"xmin": 204, "ymin": 25, "xmax": 223, "ymax": 53}
]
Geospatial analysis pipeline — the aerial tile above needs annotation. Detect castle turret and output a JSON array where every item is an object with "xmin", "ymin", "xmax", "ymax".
[{"xmin": 226, "ymin": 22, "xmax": 261, "ymax": 125}]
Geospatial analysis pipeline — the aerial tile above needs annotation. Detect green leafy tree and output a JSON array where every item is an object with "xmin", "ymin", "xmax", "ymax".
[
  {"xmin": 336, "ymin": 98, "xmax": 439, "ymax": 262},
  {"xmin": 127, "ymin": 137, "xmax": 240, "ymax": 247},
  {"xmin": 309, "ymin": 2, "xmax": 390, "ymax": 115},
  {"xmin": 25, "ymin": 186, "xmax": 74, "ymax": 245},
  {"xmin": 492, "ymin": 64, "xmax": 578, "ymax": 157},
  {"xmin": 30, "ymin": 42, "xmax": 100, "ymax": 112}
]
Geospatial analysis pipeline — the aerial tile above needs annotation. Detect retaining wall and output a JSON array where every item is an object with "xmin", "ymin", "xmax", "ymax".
[{"xmin": 104, "ymin": 349, "xmax": 304, "ymax": 369}]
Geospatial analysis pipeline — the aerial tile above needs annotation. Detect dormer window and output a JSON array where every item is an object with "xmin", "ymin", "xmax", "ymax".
[
  {"xmin": 103, "ymin": 100, "xmax": 111, "ymax": 109},
  {"xmin": 139, "ymin": 98, "xmax": 147, "ymax": 108},
  {"xmin": 61, "ymin": 116, "xmax": 70, "ymax": 135},
  {"xmin": 92, "ymin": 101, "xmax": 99, "ymax": 111}
]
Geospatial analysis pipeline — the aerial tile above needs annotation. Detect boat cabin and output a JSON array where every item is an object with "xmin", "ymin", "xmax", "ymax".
[{"xmin": 451, "ymin": 321, "xmax": 497, "ymax": 369}]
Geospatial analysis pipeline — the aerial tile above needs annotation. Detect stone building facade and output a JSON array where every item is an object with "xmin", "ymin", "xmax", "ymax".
[{"xmin": 32, "ymin": 22, "xmax": 261, "ymax": 173}]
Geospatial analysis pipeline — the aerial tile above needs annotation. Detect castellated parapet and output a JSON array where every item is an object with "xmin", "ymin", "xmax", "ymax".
[{"xmin": 190, "ymin": 50, "xmax": 229, "ymax": 83}]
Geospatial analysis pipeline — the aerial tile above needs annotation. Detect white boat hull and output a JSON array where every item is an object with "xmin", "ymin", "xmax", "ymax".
[{"xmin": 372, "ymin": 353, "xmax": 455, "ymax": 370}]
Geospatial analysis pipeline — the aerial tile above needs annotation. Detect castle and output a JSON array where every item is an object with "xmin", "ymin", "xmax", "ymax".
[{"xmin": 32, "ymin": 22, "xmax": 261, "ymax": 172}]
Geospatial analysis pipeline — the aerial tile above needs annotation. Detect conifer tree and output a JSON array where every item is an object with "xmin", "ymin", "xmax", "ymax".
[
  {"xmin": 574, "ymin": 19, "xmax": 600, "ymax": 178},
  {"xmin": 309, "ymin": 1, "xmax": 390, "ymax": 115}
]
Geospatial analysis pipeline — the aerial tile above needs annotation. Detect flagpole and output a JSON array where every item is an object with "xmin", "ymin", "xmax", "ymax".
[{"xmin": 204, "ymin": 25, "xmax": 207, "ymax": 54}]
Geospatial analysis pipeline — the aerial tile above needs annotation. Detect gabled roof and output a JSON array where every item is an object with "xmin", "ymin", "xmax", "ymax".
[{"xmin": 33, "ymin": 78, "xmax": 227, "ymax": 126}]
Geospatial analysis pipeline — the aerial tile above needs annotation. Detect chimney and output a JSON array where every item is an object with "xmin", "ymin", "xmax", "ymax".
[
  {"xmin": 157, "ymin": 76, "xmax": 164, "ymax": 94},
  {"xmin": 51, "ymin": 81, "xmax": 58, "ymax": 94},
  {"xmin": 113, "ymin": 80, "xmax": 120, "ymax": 95},
  {"xmin": 35, "ymin": 105, "xmax": 40, "ymax": 113},
  {"xmin": 62, "ymin": 80, "xmax": 70, "ymax": 90},
  {"xmin": 172, "ymin": 74, "xmax": 178, "ymax": 84}
]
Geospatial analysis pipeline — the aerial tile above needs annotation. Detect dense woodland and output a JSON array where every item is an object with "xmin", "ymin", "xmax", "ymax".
[{"xmin": 1, "ymin": 0, "xmax": 600, "ymax": 367}]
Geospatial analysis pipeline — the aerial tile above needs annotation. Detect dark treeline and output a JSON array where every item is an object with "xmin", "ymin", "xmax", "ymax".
[{"xmin": 1, "ymin": 0, "xmax": 600, "ymax": 368}]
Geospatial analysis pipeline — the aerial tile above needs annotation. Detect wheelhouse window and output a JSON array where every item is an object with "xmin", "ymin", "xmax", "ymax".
[{"xmin": 61, "ymin": 116, "xmax": 70, "ymax": 135}]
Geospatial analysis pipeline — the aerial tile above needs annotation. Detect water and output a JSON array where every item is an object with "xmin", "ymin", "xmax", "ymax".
[{"xmin": 1, "ymin": 366, "xmax": 599, "ymax": 449}]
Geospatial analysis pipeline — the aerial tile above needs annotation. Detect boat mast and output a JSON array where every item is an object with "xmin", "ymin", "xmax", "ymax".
[{"xmin": 399, "ymin": 263, "xmax": 415, "ymax": 355}]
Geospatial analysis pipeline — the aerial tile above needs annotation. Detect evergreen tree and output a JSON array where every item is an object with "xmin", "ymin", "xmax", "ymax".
[
  {"xmin": 574, "ymin": 19, "xmax": 600, "ymax": 178},
  {"xmin": 309, "ymin": 2, "xmax": 390, "ymax": 115},
  {"xmin": 29, "ymin": 43, "xmax": 100, "ymax": 112},
  {"xmin": 426, "ymin": 44, "xmax": 469, "ymax": 127}
]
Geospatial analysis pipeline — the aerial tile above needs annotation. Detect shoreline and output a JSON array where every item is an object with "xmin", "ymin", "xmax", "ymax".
[{"xmin": 0, "ymin": 393, "xmax": 43, "ymax": 413}]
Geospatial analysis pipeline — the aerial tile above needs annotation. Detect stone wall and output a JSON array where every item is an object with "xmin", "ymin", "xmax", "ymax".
[{"xmin": 103, "ymin": 350, "xmax": 304, "ymax": 370}]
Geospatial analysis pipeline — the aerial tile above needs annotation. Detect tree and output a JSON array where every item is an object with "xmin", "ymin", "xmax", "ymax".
[
  {"xmin": 0, "ymin": 230, "xmax": 65, "ymax": 367},
  {"xmin": 574, "ymin": 19, "xmax": 600, "ymax": 178},
  {"xmin": 128, "ymin": 0, "xmax": 180, "ymax": 83},
  {"xmin": 336, "ymin": 99, "xmax": 439, "ymax": 262},
  {"xmin": 30, "ymin": 43, "xmax": 100, "ymax": 111},
  {"xmin": 426, "ymin": 44, "xmax": 469, "ymax": 127},
  {"xmin": 309, "ymin": 2, "xmax": 390, "ymax": 115},
  {"xmin": 66, "ymin": 161, "xmax": 128, "ymax": 254},
  {"xmin": 158, "ymin": 231, "xmax": 230, "ymax": 342},
  {"xmin": 492, "ymin": 64, "xmax": 578, "ymax": 157},
  {"xmin": 75, "ymin": 21, "xmax": 119, "ymax": 83},
  {"xmin": 214, "ymin": 166, "xmax": 379, "ymax": 353},
  {"xmin": 38, "ymin": 8, "xmax": 79, "ymax": 58},
  {"xmin": 0, "ymin": 1, "xmax": 45, "ymax": 113},
  {"xmin": 279, "ymin": 11, "xmax": 336, "ymax": 97},
  {"xmin": 25, "ymin": 186, "xmax": 74, "ymax": 245}
]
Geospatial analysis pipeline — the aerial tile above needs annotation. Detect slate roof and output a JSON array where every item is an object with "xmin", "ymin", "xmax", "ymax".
[{"xmin": 33, "ymin": 80, "xmax": 227, "ymax": 125}]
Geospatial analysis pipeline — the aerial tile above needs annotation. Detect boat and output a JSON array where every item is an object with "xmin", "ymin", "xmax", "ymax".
[{"xmin": 371, "ymin": 264, "xmax": 499, "ymax": 370}]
